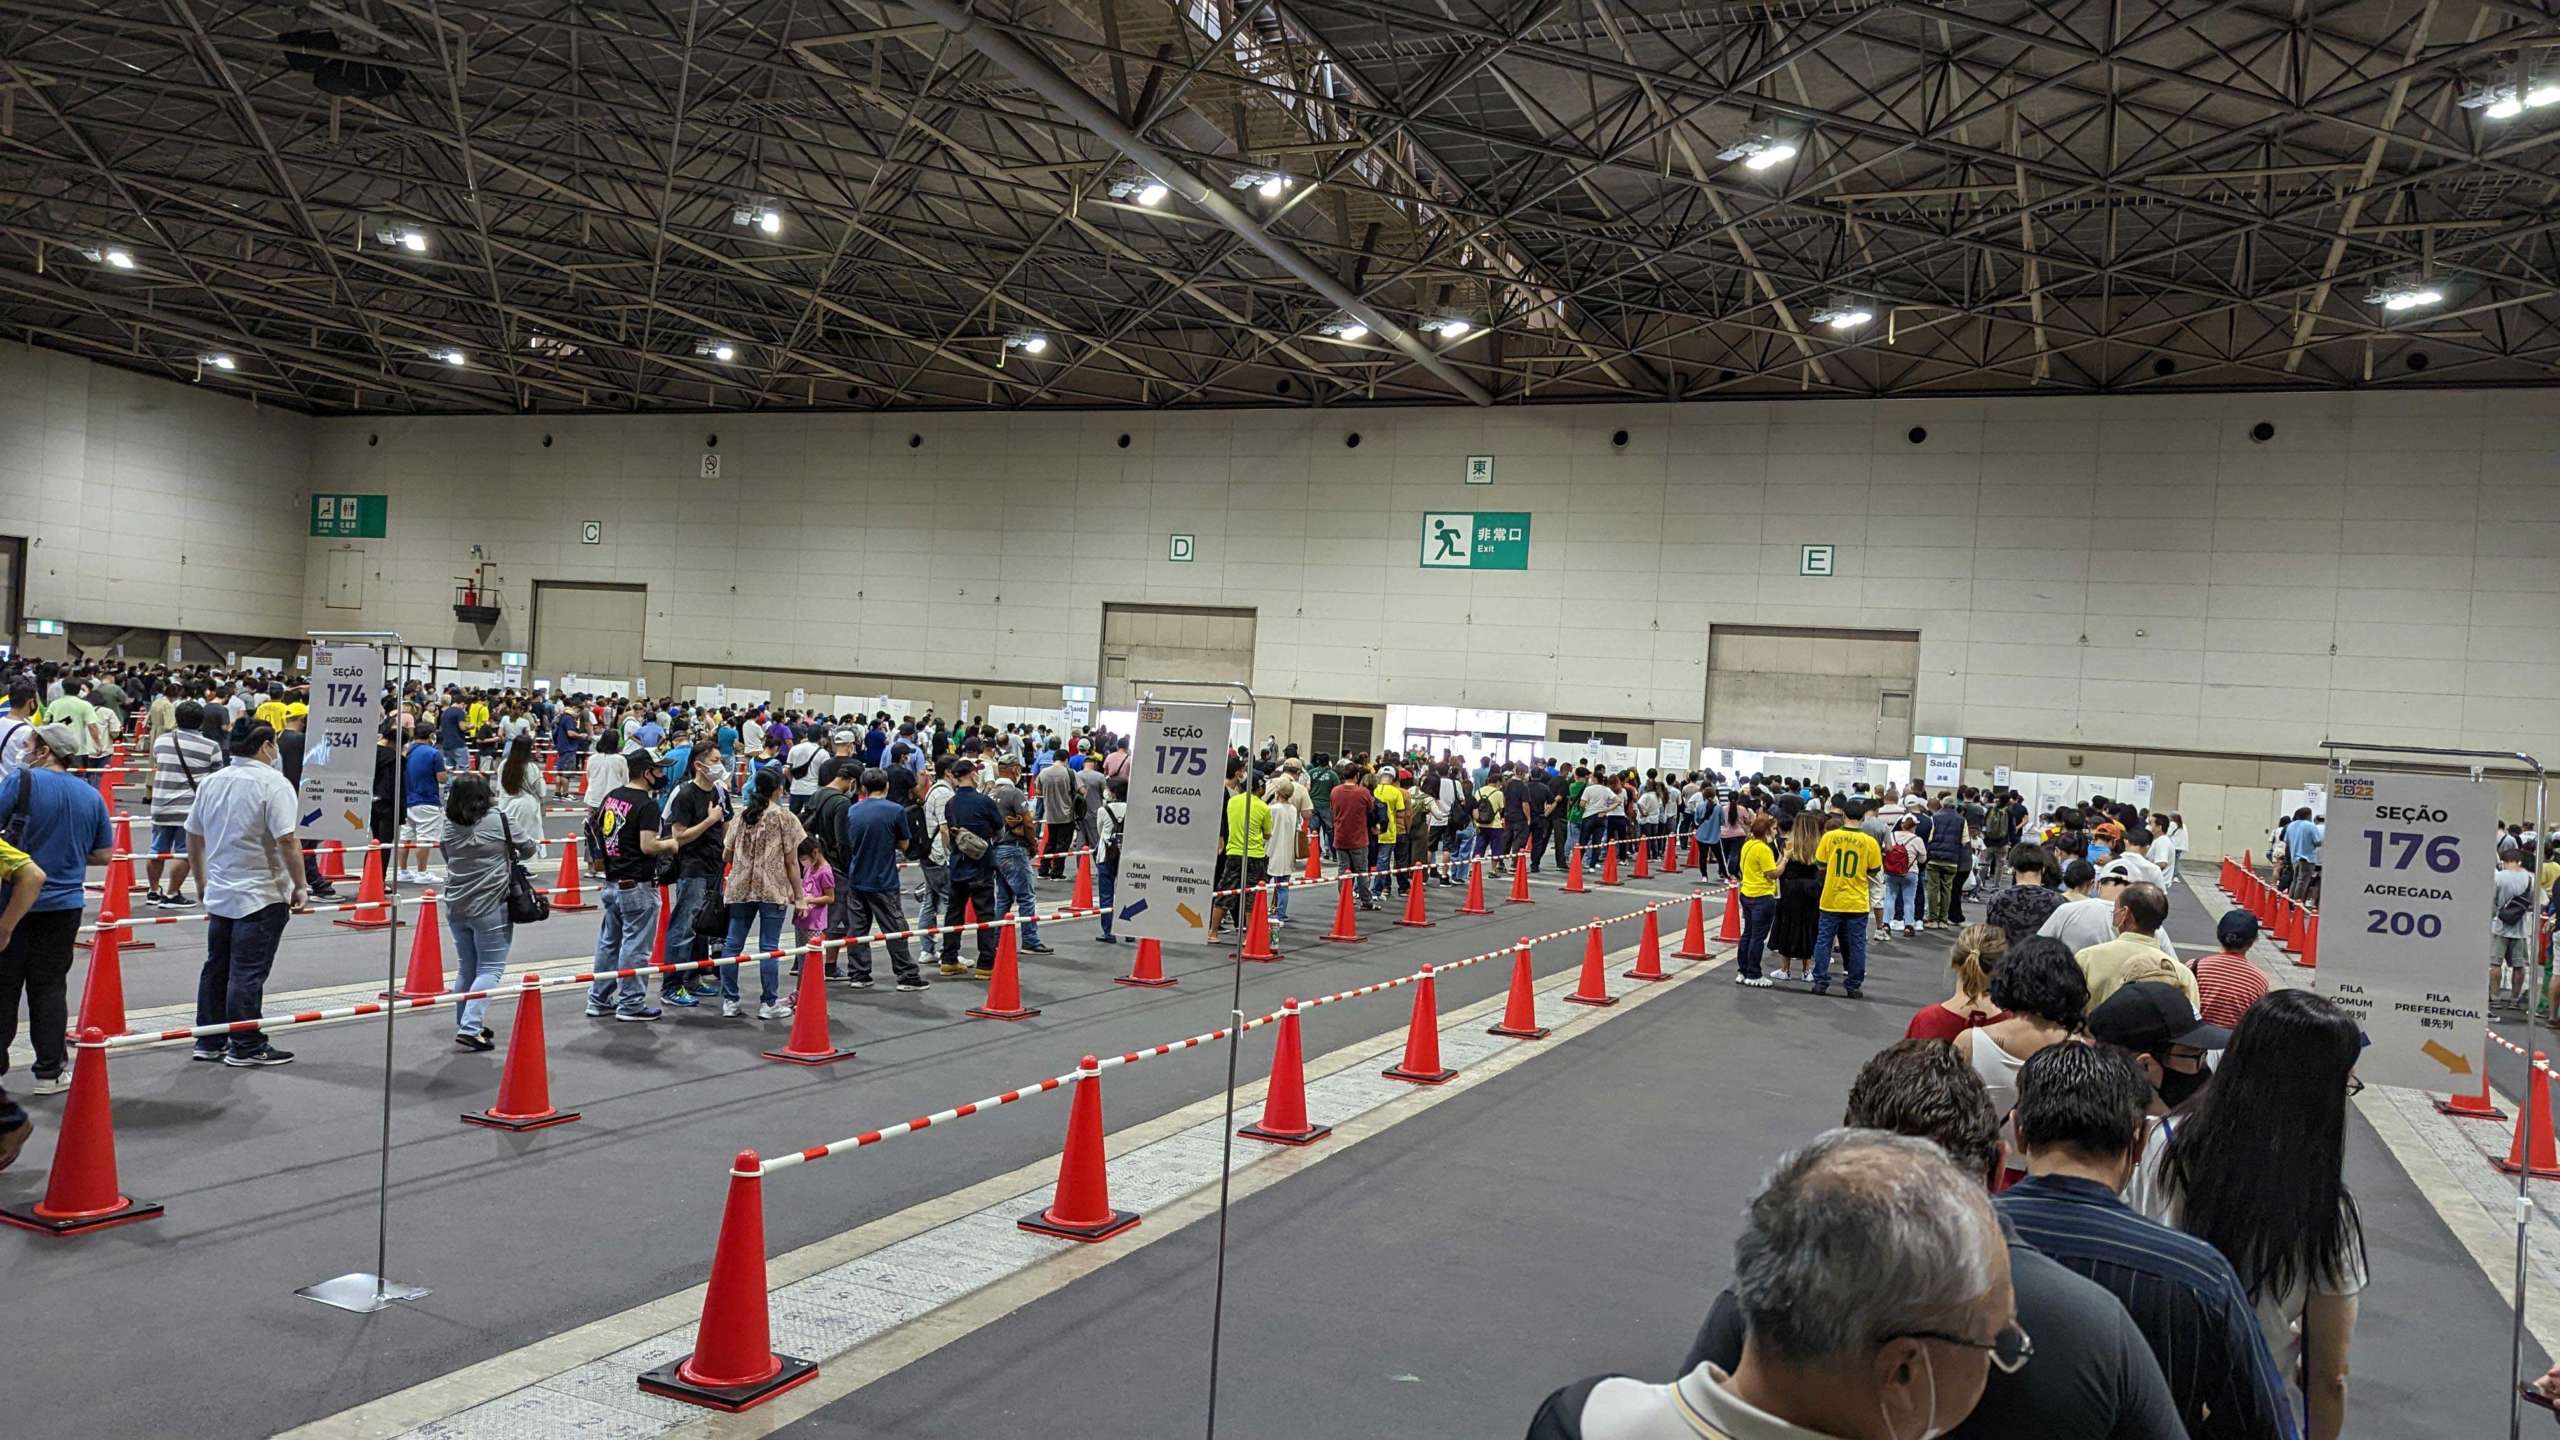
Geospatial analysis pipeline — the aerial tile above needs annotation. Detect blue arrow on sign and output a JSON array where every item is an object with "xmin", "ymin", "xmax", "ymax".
[
  {"xmin": 1119, "ymin": 898, "xmax": 1148, "ymax": 922},
  {"xmin": 301, "ymin": 807, "xmax": 324, "ymax": 828}
]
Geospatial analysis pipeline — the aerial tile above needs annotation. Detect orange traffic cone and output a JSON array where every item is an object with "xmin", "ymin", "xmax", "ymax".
[
  {"xmin": 1320, "ymin": 876, "xmax": 1365, "ymax": 944},
  {"xmin": 1717, "ymin": 884, "xmax": 1743, "ymax": 943},
  {"xmin": 1116, "ymin": 935, "xmax": 1176, "ymax": 988},
  {"xmin": 1633, "ymin": 836, "xmax": 1651, "ymax": 879},
  {"xmin": 1562, "ymin": 924, "xmax": 1616, "ymax": 1008},
  {"xmin": 1232, "ymin": 885, "xmax": 1281, "ymax": 962},
  {"xmin": 2295, "ymin": 908, "xmax": 2319, "ymax": 969},
  {"xmin": 95, "ymin": 764, "xmax": 119, "ymax": 819},
  {"xmin": 1458, "ymin": 858, "xmax": 1492, "ymax": 915},
  {"xmin": 1019, "ymin": 1057, "xmax": 1140, "ymax": 1240},
  {"xmin": 1601, "ymin": 841, "xmax": 1622, "ymax": 887},
  {"xmin": 81, "ymin": 819, "xmax": 151, "ymax": 951},
  {"xmin": 638, "ymin": 1151, "xmax": 818, "ymax": 1410},
  {"xmin": 389, "ymin": 891, "xmax": 447, "ymax": 997},
  {"xmin": 967, "ymin": 924, "xmax": 1041, "ymax": 1020},
  {"xmin": 762, "ymin": 957, "xmax": 855, "ymax": 1066},
  {"xmin": 1072, "ymin": 850, "xmax": 1096, "ymax": 911},
  {"xmin": 1563, "ymin": 843, "xmax": 1588, "ymax": 894},
  {"xmin": 318, "ymin": 838, "xmax": 350, "ymax": 883},
  {"xmin": 2437, "ymin": 1054, "xmax": 2507, "ymax": 1121},
  {"xmin": 76, "ymin": 909, "xmax": 129, "ymax": 1038},
  {"xmin": 1394, "ymin": 868, "xmax": 1434, "ymax": 929},
  {"xmin": 1662, "ymin": 832, "xmax": 1681, "ymax": 874},
  {"xmin": 1239, "ymin": 1001, "xmax": 1330, "ymax": 1145},
  {"xmin": 1506, "ymin": 856, "xmax": 1534, "ymax": 905},
  {"xmin": 2496, "ymin": 1053, "xmax": 2560, "ymax": 1178},
  {"xmin": 333, "ymin": 847, "xmax": 400, "ymax": 930},
  {"xmin": 1302, "ymin": 841, "xmax": 1322, "ymax": 883},
  {"xmin": 464, "ymin": 977, "xmax": 582, "ymax": 1130},
  {"xmin": 1676, "ymin": 892, "xmax": 1711, "ymax": 960},
  {"xmin": 650, "ymin": 883, "xmax": 673, "ymax": 973},
  {"xmin": 1487, "ymin": 942, "xmax": 1551, "ymax": 1039},
  {"xmin": 1624, "ymin": 907, "xmax": 1669, "ymax": 981},
  {"xmin": 552, "ymin": 835, "xmax": 595, "ymax": 913},
  {"xmin": 1382, "ymin": 966, "xmax": 1458, "ymax": 1084},
  {"xmin": 0, "ymin": 1028, "xmax": 163, "ymax": 1235}
]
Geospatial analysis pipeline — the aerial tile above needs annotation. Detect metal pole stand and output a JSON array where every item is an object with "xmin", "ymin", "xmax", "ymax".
[{"xmin": 296, "ymin": 630, "xmax": 431, "ymax": 1314}]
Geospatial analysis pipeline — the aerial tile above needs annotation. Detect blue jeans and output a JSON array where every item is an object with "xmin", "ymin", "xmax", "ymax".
[
  {"xmin": 719, "ymin": 901, "xmax": 785, "ymax": 1006},
  {"xmin": 1311, "ymin": 806, "xmax": 1333, "ymax": 857},
  {"xmin": 449, "ymin": 909, "xmax": 513, "ymax": 1035},
  {"xmin": 1095, "ymin": 859, "xmax": 1119, "ymax": 939},
  {"xmin": 990, "ymin": 842, "xmax": 1042, "ymax": 947},
  {"xmin": 1736, "ymin": 893, "xmax": 1775, "ymax": 979},
  {"xmin": 195, "ymin": 902, "xmax": 290, "ymax": 1057},
  {"xmin": 1337, "ymin": 844, "xmax": 1373, "ymax": 902},
  {"xmin": 1884, "ymin": 872, "xmax": 1920, "ymax": 926},
  {"xmin": 1271, "ymin": 868, "xmax": 1291, "ymax": 921},
  {"xmin": 1813, "ymin": 911, "xmax": 1869, "ymax": 992},
  {"xmin": 441, "ymin": 744, "xmax": 468, "ymax": 776},
  {"xmin": 665, "ymin": 875, "xmax": 718, "ymax": 996},
  {"xmin": 587, "ymin": 883, "xmax": 656, "ymax": 1012}
]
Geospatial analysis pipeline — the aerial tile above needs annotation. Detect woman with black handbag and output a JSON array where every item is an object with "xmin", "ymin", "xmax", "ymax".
[{"xmin": 439, "ymin": 772, "xmax": 541, "ymax": 1051}]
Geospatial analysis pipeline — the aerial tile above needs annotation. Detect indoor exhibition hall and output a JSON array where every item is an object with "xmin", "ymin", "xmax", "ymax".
[{"xmin": 2, "ymin": 0, "xmax": 2559, "ymax": 1437}]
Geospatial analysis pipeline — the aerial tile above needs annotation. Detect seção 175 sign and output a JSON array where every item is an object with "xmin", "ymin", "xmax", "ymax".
[{"xmin": 2314, "ymin": 768, "xmax": 2496, "ymax": 1092}]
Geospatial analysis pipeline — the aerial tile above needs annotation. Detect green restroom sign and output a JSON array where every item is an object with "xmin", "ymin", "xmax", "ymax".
[
  {"xmin": 1420, "ymin": 511, "xmax": 1531, "ymax": 570},
  {"xmin": 309, "ymin": 493, "xmax": 388, "ymax": 538}
]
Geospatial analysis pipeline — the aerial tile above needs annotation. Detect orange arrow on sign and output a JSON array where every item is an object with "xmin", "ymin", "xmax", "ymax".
[
  {"xmin": 1175, "ymin": 902, "xmax": 1204, "ymax": 930},
  {"xmin": 2423, "ymin": 1039, "xmax": 2472, "ymax": 1077}
]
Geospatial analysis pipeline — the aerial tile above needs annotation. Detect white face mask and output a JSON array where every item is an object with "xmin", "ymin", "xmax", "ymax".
[{"xmin": 1880, "ymin": 1346, "xmax": 1946, "ymax": 1440}]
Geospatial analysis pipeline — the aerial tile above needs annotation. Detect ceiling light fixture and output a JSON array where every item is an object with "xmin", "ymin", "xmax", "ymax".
[
  {"xmin": 76, "ymin": 243, "xmax": 137, "ymax": 270},
  {"xmin": 2462, "ymin": 81, "xmax": 2559, "ymax": 120},
  {"xmin": 525, "ymin": 334, "xmax": 582, "ymax": 359},
  {"xmin": 373, "ymin": 222, "xmax": 429, "ymax": 253},
  {"xmin": 201, "ymin": 353, "xmax": 236, "ymax": 371},
  {"xmin": 692, "ymin": 338, "xmax": 738, "ymax": 362},
  {"xmin": 1230, "ymin": 171, "xmax": 1294, "ymax": 199},
  {"xmin": 436, "ymin": 348, "xmax": 468, "ymax": 366},
  {"xmin": 1318, "ymin": 318, "xmax": 1370, "ymax": 343},
  {"xmin": 731, "ymin": 200, "xmax": 784, "ymax": 236},
  {"xmin": 1811, "ymin": 301, "xmax": 1876, "ymax": 330},
  {"xmin": 2365, "ymin": 276, "xmax": 2445, "ymax": 313},
  {"xmin": 1425, "ymin": 317, "xmax": 1474, "ymax": 339},
  {"xmin": 1716, "ymin": 135, "xmax": 1798, "ymax": 171},
  {"xmin": 1107, "ymin": 175, "xmax": 1171, "ymax": 207},
  {"xmin": 1004, "ymin": 332, "xmax": 1050, "ymax": 356}
]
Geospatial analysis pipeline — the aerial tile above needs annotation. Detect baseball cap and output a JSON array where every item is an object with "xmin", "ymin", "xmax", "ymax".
[
  {"xmin": 286, "ymin": 702, "xmax": 309, "ymax": 718},
  {"xmin": 2214, "ymin": 908, "xmax": 2261, "ymax": 950},
  {"xmin": 32, "ymin": 722, "xmax": 82, "ymax": 758},
  {"xmin": 949, "ymin": 758, "xmax": 977, "ymax": 777},
  {"xmin": 2095, "ymin": 859, "xmax": 2139, "ymax": 884},
  {"xmin": 624, "ymin": 747, "xmax": 664, "ymax": 776},
  {"xmin": 829, "ymin": 728, "xmax": 858, "ymax": 746},
  {"xmin": 2086, "ymin": 982, "xmax": 2230, "ymax": 1052}
]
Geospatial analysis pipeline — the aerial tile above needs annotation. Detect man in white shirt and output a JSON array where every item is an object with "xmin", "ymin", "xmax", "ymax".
[
  {"xmin": 186, "ymin": 721, "xmax": 308, "ymax": 1068},
  {"xmin": 784, "ymin": 729, "xmax": 829, "ymax": 816},
  {"xmin": 0, "ymin": 683, "xmax": 38, "ymax": 783}
]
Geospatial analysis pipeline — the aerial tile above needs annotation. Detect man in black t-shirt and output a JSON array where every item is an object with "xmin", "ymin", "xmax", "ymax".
[
  {"xmin": 659, "ymin": 746, "xmax": 729, "ymax": 1004},
  {"xmin": 1525, "ymin": 772, "xmax": 1555, "ymax": 875},
  {"xmin": 585, "ymin": 750, "xmax": 675, "ymax": 1020},
  {"xmin": 1502, "ymin": 768, "xmax": 1534, "ymax": 872}
]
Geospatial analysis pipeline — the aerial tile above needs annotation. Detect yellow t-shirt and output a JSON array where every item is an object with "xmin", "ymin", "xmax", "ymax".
[
  {"xmin": 1739, "ymin": 837, "xmax": 1780, "ymax": 898},
  {"xmin": 1375, "ymin": 782, "xmax": 1405, "ymax": 844},
  {"xmin": 0, "ymin": 837, "xmax": 31, "ymax": 879},
  {"xmin": 1815, "ymin": 829, "xmax": 1883, "ymax": 912},
  {"xmin": 1222, "ymin": 791, "xmax": 1271, "ymax": 859},
  {"xmin": 1477, "ymin": 783, "xmax": 1507, "ymax": 831},
  {"xmin": 466, "ymin": 701, "xmax": 491, "ymax": 732}
]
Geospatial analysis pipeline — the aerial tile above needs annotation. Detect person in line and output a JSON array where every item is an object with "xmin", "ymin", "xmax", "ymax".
[
  {"xmin": 1330, "ymin": 762, "xmax": 1377, "ymax": 910},
  {"xmin": 791, "ymin": 832, "xmax": 834, "ymax": 980},
  {"xmin": 718, "ymin": 769, "xmax": 805, "ymax": 1020},
  {"xmin": 1531, "ymin": 1129, "xmax": 2015, "ymax": 1440},
  {"xmin": 1810, "ymin": 802, "xmax": 1883, "ymax": 997},
  {"xmin": 1731, "ymin": 813, "xmax": 1780, "ymax": 987},
  {"xmin": 840, "ymin": 767, "xmax": 928, "ymax": 990},
  {"xmin": 2072, "ymin": 880, "xmax": 2198, "ymax": 1012},
  {"xmin": 1907, "ymin": 924, "xmax": 2011, "ymax": 1041},
  {"xmin": 0, "ymin": 724, "xmax": 115, "ymax": 1094},
  {"xmin": 2087, "ymin": 983, "xmax": 2225, "ymax": 1134},
  {"xmin": 1373, "ymin": 765, "xmax": 1409, "ymax": 898},
  {"xmin": 1094, "ymin": 775, "xmax": 1129, "ymax": 944},
  {"xmin": 2192, "ymin": 909, "xmax": 2271, "ymax": 1032},
  {"xmin": 1923, "ymin": 795, "xmax": 1969, "ymax": 928},
  {"xmin": 1880, "ymin": 814, "xmax": 1927, "ymax": 938},
  {"xmin": 0, "ymin": 836, "xmax": 50, "ymax": 1110},
  {"xmin": 660, "ymin": 745, "xmax": 731, "ymax": 1006},
  {"xmin": 1212, "ymin": 758, "xmax": 1272, "ymax": 936},
  {"xmin": 2138, "ymin": 989, "xmax": 2366, "ymax": 1440},
  {"xmin": 2495, "ymin": 846, "xmax": 2539, "ymax": 1010},
  {"xmin": 805, "ymin": 759, "xmax": 859, "ymax": 980},
  {"xmin": 1035, "ymin": 748, "xmax": 1079, "ymax": 881},
  {"xmin": 1265, "ymin": 775, "xmax": 1301, "ymax": 927},
  {"xmin": 185, "ymin": 721, "xmax": 308, "ymax": 1067},
  {"xmin": 1997, "ymin": 1044, "xmax": 2300, "ymax": 1440},
  {"xmin": 1769, "ymin": 812, "xmax": 1826, "ymax": 985},
  {"xmin": 984, "ymin": 757, "xmax": 1051, "ymax": 954},
  {"xmin": 1986, "ymin": 845, "xmax": 2066, "ymax": 946},
  {"xmin": 1680, "ymin": 1039, "xmax": 2184, "ymax": 1440},
  {"xmin": 397, "ymin": 727, "xmax": 449, "ymax": 883},
  {"xmin": 1952, "ymin": 936, "xmax": 2088, "ymax": 1149},
  {"xmin": 437, "ymin": 772, "xmax": 538, "ymax": 1051},
  {"xmin": 938, "ymin": 760, "xmax": 1004, "ymax": 977},
  {"xmin": 583, "ymin": 748, "xmax": 670, "ymax": 1021},
  {"xmin": 2283, "ymin": 807, "xmax": 2324, "ymax": 906},
  {"xmin": 144, "ymin": 698, "xmax": 222, "ymax": 908},
  {"xmin": 2040, "ymin": 859, "xmax": 2134, "ymax": 952}
]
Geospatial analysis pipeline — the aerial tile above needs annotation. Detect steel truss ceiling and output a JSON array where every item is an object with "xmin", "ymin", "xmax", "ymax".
[{"xmin": 3, "ymin": 0, "xmax": 2558, "ymax": 413}]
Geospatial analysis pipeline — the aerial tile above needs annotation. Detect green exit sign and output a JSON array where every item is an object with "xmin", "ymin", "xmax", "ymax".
[
  {"xmin": 310, "ymin": 493, "xmax": 388, "ymax": 538},
  {"xmin": 1420, "ymin": 511, "xmax": 1532, "ymax": 570}
]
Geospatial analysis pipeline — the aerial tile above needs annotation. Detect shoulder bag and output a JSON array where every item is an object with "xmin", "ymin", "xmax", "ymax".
[{"xmin": 499, "ymin": 813, "xmax": 551, "ymax": 925}]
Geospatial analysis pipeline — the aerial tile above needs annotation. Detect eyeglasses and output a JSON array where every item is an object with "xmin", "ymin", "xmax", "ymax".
[
  {"xmin": 1891, "ymin": 1321, "xmax": 2034, "ymax": 1374},
  {"xmin": 2347, "ymin": 1074, "xmax": 2366, "ymax": 1097}
]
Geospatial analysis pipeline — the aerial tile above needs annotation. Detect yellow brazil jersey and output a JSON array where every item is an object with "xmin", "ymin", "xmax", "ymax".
[
  {"xmin": 0, "ymin": 836, "xmax": 31, "ymax": 879},
  {"xmin": 1375, "ymin": 782, "xmax": 1405, "ymax": 844},
  {"xmin": 1222, "ymin": 791, "xmax": 1270, "ymax": 859},
  {"xmin": 1815, "ymin": 829, "xmax": 1882, "ymax": 912},
  {"xmin": 1739, "ymin": 837, "xmax": 1779, "ymax": 898}
]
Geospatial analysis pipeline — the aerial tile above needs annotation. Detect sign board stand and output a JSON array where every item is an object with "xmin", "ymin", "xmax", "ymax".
[
  {"xmin": 2320, "ymin": 737, "xmax": 2545, "ymax": 1439},
  {"xmin": 294, "ymin": 631, "xmax": 429, "ymax": 1317}
]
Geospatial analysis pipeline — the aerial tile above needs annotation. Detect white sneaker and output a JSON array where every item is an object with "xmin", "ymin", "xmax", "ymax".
[
  {"xmin": 757, "ymin": 1002, "xmax": 794, "ymax": 1021},
  {"xmin": 31, "ymin": 1071, "xmax": 71, "ymax": 1096},
  {"xmin": 720, "ymin": 999, "xmax": 743, "ymax": 1018},
  {"xmin": 1745, "ymin": 976, "xmax": 1775, "ymax": 989}
]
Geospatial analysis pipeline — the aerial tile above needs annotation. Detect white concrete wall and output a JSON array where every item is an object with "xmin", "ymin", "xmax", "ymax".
[
  {"xmin": 295, "ymin": 388, "xmax": 2560, "ymax": 763},
  {"xmin": 0, "ymin": 344, "xmax": 310, "ymax": 638}
]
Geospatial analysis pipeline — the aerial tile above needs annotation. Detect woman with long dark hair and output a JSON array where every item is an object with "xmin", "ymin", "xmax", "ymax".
[
  {"xmin": 718, "ymin": 767, "xmax": 807, "ymax": 1020},
  {"xmin": 2146, "ymin": 989, "xmax": 2366, "ymax": 1439}
]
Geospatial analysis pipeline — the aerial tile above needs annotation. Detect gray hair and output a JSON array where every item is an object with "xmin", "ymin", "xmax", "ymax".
[{"xmin": 1732, "ymin": 1128, "xmax": 2000, "ymax": 1366}]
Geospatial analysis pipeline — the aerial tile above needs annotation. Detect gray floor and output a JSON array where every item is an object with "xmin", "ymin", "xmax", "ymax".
[
  {"xmin": 0, "ymin": 839, "xmax": 1677, "ymax": 1437},
  {"xmin": 780, "ymin": 891, "xmax": 2545, "ymax": 1440}
]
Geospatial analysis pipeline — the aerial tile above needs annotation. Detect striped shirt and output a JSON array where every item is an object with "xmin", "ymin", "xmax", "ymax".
[
  {"xmin": 2192, "ymin": 950, "xmax": 2271, "ymax": 1031},
  {"xmin": 150, "ymin": 729, "xmax": 225, "ymax": 826},
  {"xmin": 1998, "ymin": 1173, "xmax": 2299, "ymax": 1440}
]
